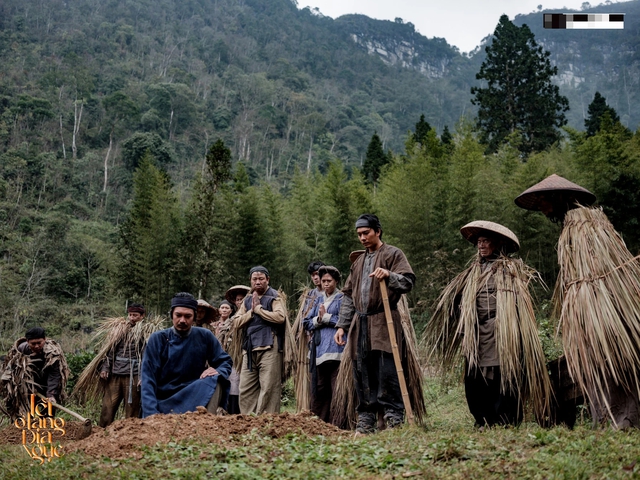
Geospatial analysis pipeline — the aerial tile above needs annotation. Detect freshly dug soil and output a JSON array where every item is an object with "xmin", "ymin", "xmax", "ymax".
[
  {"xmin": 0, "ymin": 420, "xmax": 100, "ymax": 444},
  {"xmin": 64, "ymin": 411, "xmax": 345, "ymax": 459}
]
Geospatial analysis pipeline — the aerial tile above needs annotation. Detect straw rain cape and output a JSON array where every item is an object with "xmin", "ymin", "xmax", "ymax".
[
  {"xmin": 291, "ymin": 287, "xmax": 316, "ymax": 412},
  {"xmin": 424, "ymin": 255, "xmax": 552, "ymax": 420},
  {"xmin": 1, "ymin": 339, "xmax": 70, "ymax": 419},
  {"xmin": 554, "ymin": 206, "xmax": 640, "ymax": 420},
  {"xmin": 72, "ymin": 315, "xmax": 165, "ymax": 403},
  {"xmin": 332, "ymin": 293, "xmax": 426, "ymax": 429}
]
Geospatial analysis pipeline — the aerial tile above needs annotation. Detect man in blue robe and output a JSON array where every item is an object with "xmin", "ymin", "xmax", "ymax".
[{"xmin": 141, "ymin": 292, "xmax": 232, "ymax": 416}]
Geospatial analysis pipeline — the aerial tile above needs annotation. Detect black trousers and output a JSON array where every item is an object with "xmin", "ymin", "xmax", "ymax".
[
  {"xmin": 311, "ymin": 360, "xmax": 340, "ymax": 424},
  {"xmin": 464, "ymin": 366, "xmax": 522, "ymax": 427},
  {"xmin": 355, "ymin": 350, "xmax": 404, "ymax": 415}
]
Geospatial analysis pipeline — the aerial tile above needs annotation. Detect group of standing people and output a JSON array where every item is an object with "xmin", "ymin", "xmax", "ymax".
[{"xmin": 2, "ymin": 173, "xmax": 638, "ymax": 434}]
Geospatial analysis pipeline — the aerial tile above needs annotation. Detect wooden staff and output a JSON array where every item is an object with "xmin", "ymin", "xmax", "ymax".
[{"xmin": 379, "ymin": 280, "xmax": 414, "ymax": 425}]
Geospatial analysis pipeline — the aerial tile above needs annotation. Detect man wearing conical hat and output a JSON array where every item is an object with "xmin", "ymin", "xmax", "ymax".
[
  {"xmin": 424, "ymin": 221, "xmax": 551, "ymax": 428},
  {"xmin": 516, "ymin": 174, "xmax": 640, "ymax": 429}
]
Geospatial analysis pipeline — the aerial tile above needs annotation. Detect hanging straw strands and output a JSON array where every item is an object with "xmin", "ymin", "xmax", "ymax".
[
  {"xmin": 423, "ymin": 255, "xmax": 551, "ymax": 420},
  {"xmin": 1, "ymin": 339, "xmax": 70, "ymax": 419},
  {"xmin": 72, "ymin": 315, "xmax": 165, "ymax": 403},
  {"xmin": 554, "ymin": 206, "xmax": 640, "ymax": 420},
  {"xmin": 332, "ymin": 294, "xmax": 425, "ymax": 428},
  {"xmin": 398, "ymin": 295, "xmax": 427, "ymax": 424},
  {"xmin": 292, "ymin": 288, "xmax": 313, "ymax": 412}
]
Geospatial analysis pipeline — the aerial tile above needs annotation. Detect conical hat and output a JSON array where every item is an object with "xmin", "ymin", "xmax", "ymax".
[
  {"xmin": 349, "ymin": 250, "xmax": 365, "ymax": 263},
  {"xmin": 197, "ymin": 299, "xmax": 219, "ymax": 324},
  {"xmin": 515, "ymin": 174, "xmax": 596, "ymax": 211},
  {"xmin": 460, "ymin": 220, "xmax": 520, "ymax": 254},
  {"xmin": 225, "ymin": 285, "xmax": 250, "ymax": 304}
]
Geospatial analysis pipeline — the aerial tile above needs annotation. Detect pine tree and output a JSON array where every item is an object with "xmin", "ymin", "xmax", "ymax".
[
  {"xmin": 362, "ymin": 132, "xmax": 388, "ymax": 184},
  {"xmin": 471, "ymin": 15, "xmax": 569, "ymax": 155},
  {"xmin": 118, "ymin": 153, "xmax": 181, "ymax": 311},
  {"xmin": 441, "ymin": 126, "xmax": 453, "ymax": 146},
  {"xmin": 585, "ymin": 92, "xmax": 620, "ymax": 137},
  {"xmin": 175, "ymin": 139, "xmax": 232, "ymax": 298},
  {"xmin": 413, "ymin": 114, "xmax": 432, "ymax": 144}
]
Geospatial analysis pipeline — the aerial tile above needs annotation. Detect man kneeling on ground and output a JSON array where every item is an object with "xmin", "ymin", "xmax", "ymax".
[{"xmin": 141, "ymin": 292, "xmax": 232, "ymax": 416}]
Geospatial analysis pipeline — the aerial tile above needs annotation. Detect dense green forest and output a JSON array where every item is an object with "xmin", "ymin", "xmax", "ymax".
[{"xmin": 1, "ymin": 0, "xmax": 639, "ymax": 355}]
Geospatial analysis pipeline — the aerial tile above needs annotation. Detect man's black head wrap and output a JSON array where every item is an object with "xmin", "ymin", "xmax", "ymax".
[
  {"xmin": 170, "ymin": 292, "xmax": 198, "ymax": 315},
  {"xmin": 355, "ymin": 214, "xmax": 383, "ymax": 239},
  {"xmin": 307, "ymin": 261, "xmax": 325, "ymax": 275},
  {"xmin": 249, "ymin": 266, "xmax": 270, "ymax": 278},
  {"xmin": 25, "ymin": 327, "xmax": 46, "ymax": 340},
  {"xmin": 127, "ymin": 303, "xmax": 146, "ymax": 314}
]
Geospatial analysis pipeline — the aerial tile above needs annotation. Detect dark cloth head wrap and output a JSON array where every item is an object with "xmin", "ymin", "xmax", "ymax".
[
  {"xmin": 249, "ymin": 265, "xmax": 270, "ymax": 278},
  {"xmin": 170, "ymin": 292, "xmax": 198, "ymax": 313},
  {"xmin": 318, "ymin": 265, "xmax": 341, "ymax": 283},
  {"xmin": 25, "ymin": 327, "xmax": 46, "ymax": 340},
  {"xmin": 355, "ymin": 214, "xmax": 382, "ymax": 231},
  {"xmin": 307, "ymin": 261, "xmax": 325, "ymax": 275},
  {"xmin": 127, "ymin": 303, "xmax": 146, "ymax": 314},
  {"xmin": 218, "ymin": 300, "xmax": 234, "ymax": 309}
]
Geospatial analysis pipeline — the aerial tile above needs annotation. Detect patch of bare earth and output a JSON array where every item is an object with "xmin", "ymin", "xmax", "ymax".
[{"xmin": 57, "ymin": 411, "xmax": 345, "ymax": 459}]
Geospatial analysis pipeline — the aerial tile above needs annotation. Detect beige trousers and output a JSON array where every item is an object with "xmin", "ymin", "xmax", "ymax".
[{"xmin": 239, "ymin": 347, "xmax": 282, "ymax": 414}]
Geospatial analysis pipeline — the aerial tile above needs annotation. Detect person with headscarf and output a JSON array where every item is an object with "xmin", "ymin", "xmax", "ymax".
[
  {"xmin": 292, "ymin": 260, "xmax": 325, "ymax": 412},
  {"xmin": 141, "ymin": 292, "xmax": 232, "ymax": 416},
  {"xmin": 334, "ymin": 214, "xmax": 425, "ymax": 433},
  {"xmin": 424, "ymin": 221, "xmax": 551, "ymax": 429},
  {"xmin": 1, "ymin": 327, "xmax": 69, "ymax": 419},
  {"xmin": 231, "ymin": 266, "xmax": 288, "ymax": 414},
  {"xmin": 303, "ymin": 265, "xmax": 345, "ymax": 424},
  {"xmin": 217, "ymin": 299, "xmax": 240, "ymax": 414},
  {"xmin": 516, "ymin": 174, "xmax": 640, "ymax": 429},
  {"xmin": 97, "ymin": 303, "xmax": 148, "ymax": 427}
]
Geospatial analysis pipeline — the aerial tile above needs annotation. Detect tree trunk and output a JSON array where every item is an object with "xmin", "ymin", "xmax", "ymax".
[
  {"xmin": 103, "ymin": 132, "xmax": 113, "ymax": 192},
  {"xmin": 59, "ymin": 114, "xmax": 66, "ymax": 159},
  {"xmin": 72, "ymin": 99, "xmax": 83, "ymax": 159}
]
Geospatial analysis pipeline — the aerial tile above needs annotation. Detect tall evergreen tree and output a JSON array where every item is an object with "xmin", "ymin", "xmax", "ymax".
[
  {"xmin": 175, "ymin": 139, "xmax": 232, "ymax": 298},
  {"xmin": 471, "ymin": 15, "xmax": 569, "ymax": 155},
  {"xmin": 585, "ymin": 92, "xmax": 620, "ymax": 137},
  {"xmin": 118, "ymin": 153, "xmax": 181, "ymax": 311},
  {"xmin": 362, "ymin": 132, "xmax": 388, "ymax": 184},
  {"xmin": 413, "ymin": 114, "xmax": 432, "ymax": 144}
]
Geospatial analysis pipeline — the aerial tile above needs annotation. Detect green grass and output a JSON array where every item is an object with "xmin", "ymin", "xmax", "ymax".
[{"xmin": 2, "ymin": 380, "xmax": 639, "ymax": 479}]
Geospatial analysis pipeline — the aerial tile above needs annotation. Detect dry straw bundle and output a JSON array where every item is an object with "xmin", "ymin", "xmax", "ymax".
[
  {"xmin": 291, "ymin": 288, "xmax": 314, "ymax": 412},
  {"xmin": 554, "ymin": 206, "xmax": 640, "ymax": 418},
  {"xmin": 423, "ymin": 255, "xmax": 552, "ymax": 420},
  {"xmin": 332, "ymin": 293, "xmax": 426, "ymax": 429},
  {"xmin": 72, "ymin": 315, "xmax": 165, "ymax": 403},
  {"xmin": 1, "ymin": 339, "xmax": 70, "ymax": 419}
]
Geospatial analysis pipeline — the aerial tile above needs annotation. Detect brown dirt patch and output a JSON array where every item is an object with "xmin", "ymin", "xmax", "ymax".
[
  {"xmin": 0, "ymin": 420, "xmax": 101, "ymax": 444},
  {"xmin": 65, "ymin": 410, "xmax": 345, "ymax": 459}
]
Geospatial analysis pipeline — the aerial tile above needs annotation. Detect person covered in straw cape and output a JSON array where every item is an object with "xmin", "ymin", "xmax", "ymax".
[
  {"xmin": 292, "ymin": 260, "xmax": 325, "ymax": 412},
  {"xmin": 516, "ymin": 174, "xmax": 640, "ymax": 429},
  {"xmin": 424, "ymin": 221, "xmax": 551, "ymax": 429},
  {"xmin": 97, "ymin": 303, "xmax": 147, "ymax": 427},
  {"xmin": 1, "ymin": 327, "xmax": 69, "ymax": 419},
  {"xmin": 141, "ymin": 292, "xmax": 232, "ymax": 416},
  {"xmin": 334, "ymin": 214, "xmax": 426, "ymax": 433},
  {"xmin": 303, "ymin": 265, "xmax": 345, "ymax": 424}
]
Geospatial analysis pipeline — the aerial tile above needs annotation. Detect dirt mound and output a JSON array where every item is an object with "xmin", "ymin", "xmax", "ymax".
[
  {"xmin": 66, "ymin": 411, "xmax": 345, "ymax": 459},
  {"xmin": 0, "ymin": 420, "xmax": 100, "ymax": 444}
]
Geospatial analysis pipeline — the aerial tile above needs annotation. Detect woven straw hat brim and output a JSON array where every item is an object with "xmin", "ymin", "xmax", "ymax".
[
  {"xmin": 515, "ymin": 174, "xmax": 596, "ymax": 211},
  {"xmin": 460, "ymin": 220, "xmax": 520, "ymax": 253},
  {"xmin": 225, "ymin": 285, "xmax": 251, "ymax": 304}
]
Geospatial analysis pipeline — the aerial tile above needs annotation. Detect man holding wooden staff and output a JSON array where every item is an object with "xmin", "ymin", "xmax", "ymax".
[{"xmin": 334, "ymin": 214, "xmax": 425, "ymax": 434}]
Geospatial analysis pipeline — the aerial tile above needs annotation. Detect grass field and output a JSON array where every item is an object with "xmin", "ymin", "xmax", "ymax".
[{"xmin": 1, "ymin": 380, "xmax": 639, "ymax": 479}]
